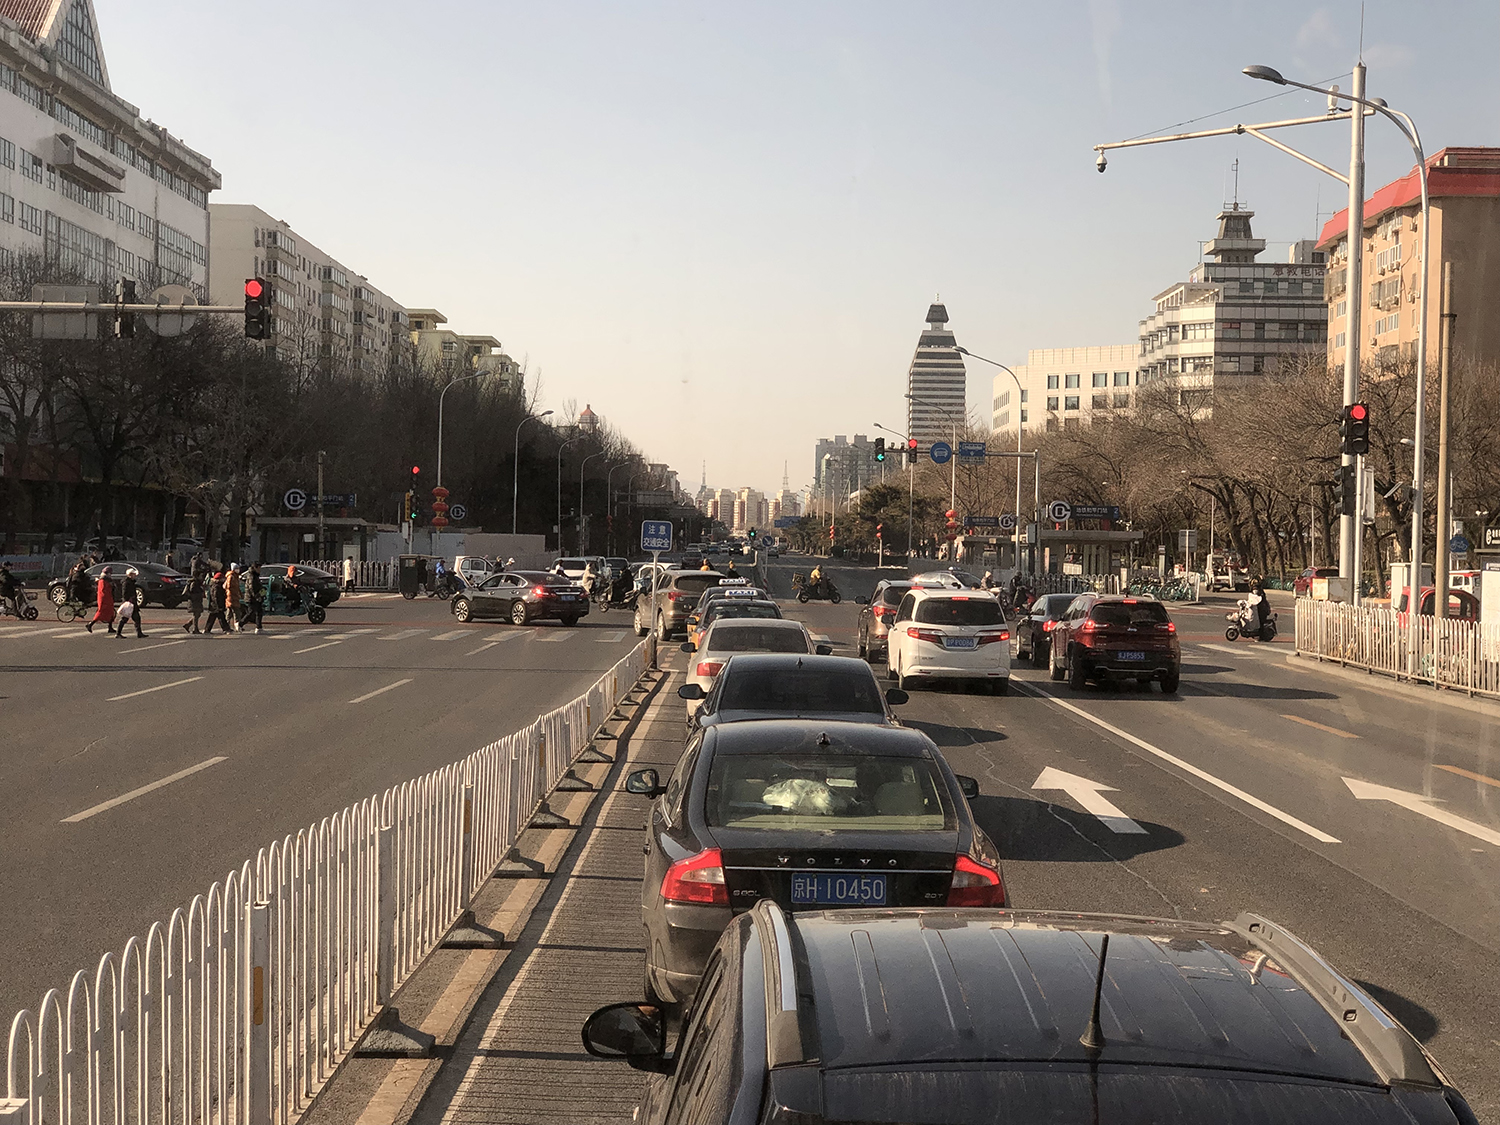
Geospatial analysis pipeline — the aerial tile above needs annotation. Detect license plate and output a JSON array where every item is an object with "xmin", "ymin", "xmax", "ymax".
[
  {"xmin": 945, "ymin": 637, "xmax": 977, "ymax": 649},
  {"xmin": 1118, "ymin": 650, "xmax": 1145, "ymax": 661},
  {"xmin": 790, "ymin": 873, "xmax": 887, "ymax": 906},
  {"xmin": 558, "ymin": 595, "xmax": 576, "ymax": 601}
]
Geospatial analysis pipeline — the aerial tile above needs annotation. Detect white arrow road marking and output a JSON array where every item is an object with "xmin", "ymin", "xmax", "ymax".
[
  {"xmin": 1343, "ymin": 777, "xmax": 1500, "ymax": 848},
  {"xmin": 1032, "ymin": 767, "xmax": 1147, "ymax": 834},
  {"xmin": 63, "ymin": 756, "xmax": 227, "ymax": 822},
  {"xmin": 1015, "ymin": 684, "xmax": 1341, "ymax": 844}
]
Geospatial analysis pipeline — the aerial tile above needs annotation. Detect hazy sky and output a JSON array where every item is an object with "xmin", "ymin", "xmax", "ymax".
[{"xmin": 105, "ymin": 2, "xmax": 1498, "ymax": 496}]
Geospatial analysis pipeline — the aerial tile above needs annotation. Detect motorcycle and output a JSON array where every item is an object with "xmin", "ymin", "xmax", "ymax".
[
  {"xmin": 593, "ymin": 581, "xmax": 639, "ymax": 613},
  {"xmin": 1225, "ymin": 599, "xmax": 1277, "ymax": 642},
  {"xmin": 1, "ymin": 589, "xmax": 39, "ymax": 620},
  {"xmin": 429, "ymin": 571, "xmax": 463, "ymax": 601},
  {"xmin": 792, "ymin": 573, "xmax": 842, "ymax": 604}
]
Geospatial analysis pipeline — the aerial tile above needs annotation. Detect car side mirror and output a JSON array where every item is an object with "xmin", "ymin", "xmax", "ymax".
[
  {"xmin": 955, "ymin": 774, "xmax": 980, "ymax": 800},
  {"xmin": 884, "ymin": 688, "xmax": 909, "ymax": 706},
  {"xmin": 624, "ymin": 768, "xmax": 665, "ymax": 796},
  {"xmin": 678, "ymin": 683, "xmax": 705, "ymax": 700},
  {"xmin": 854, "ymin": 596, "xmax": 869, "ymax": 605},
  {"xmin": 581, "ymin": 1002, "xmax": 670, "ymax": 1072},
  {"xmin": 815, "ymin": 644, "xmax": 832, "ymax": 655},
  {"xmin": 679, "ymin": 642, "xmax": 696, "ymax": 653}
]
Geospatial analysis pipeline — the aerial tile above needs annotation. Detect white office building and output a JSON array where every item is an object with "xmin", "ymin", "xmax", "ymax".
[
  {"xmin": 905, "ymin": 303, "xmax": 966, "ymax": 446},
  {"xmin": 992, "ymin": 345, "xmax": 1139, "ymax": 436},
  {"xmin": 0, "ymin": 0, "xmax": 218, "ymax": 293}
]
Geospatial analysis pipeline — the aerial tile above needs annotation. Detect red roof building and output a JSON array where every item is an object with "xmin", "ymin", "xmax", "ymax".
[{"xmin": 1318, "ymin": 147, "xmax": 1500, "ymax": 371}]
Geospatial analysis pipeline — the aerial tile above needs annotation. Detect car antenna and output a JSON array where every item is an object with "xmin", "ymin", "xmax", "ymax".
[{"xmin": 1079, "ymin": 933, "xmax": 1109, "ymax": 1052}]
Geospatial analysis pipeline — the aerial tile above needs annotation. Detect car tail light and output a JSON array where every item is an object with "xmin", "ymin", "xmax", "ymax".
[
  {"xmin": 977, "ymin": 631, "xmax": 1010, "ymax": 645},
  {"xmin": 1081, "ymin": 618, "xmax": 1097, "ymax": 632},
  {"xmin": 874, "ymin": 606, "xmax": 892, "ymax": 619},
  {"xmin": 1159, "ymin": 621, "xmax": 1177, "ymax": 633},
  {"xmin": 906, "ymin": 627, "xmax": 945, "ymax": 644},
  {"xmin": 533, "ymin": 586, "xmax": 549, "ymax": 597},
  {"xmin": 947, "ymin": 855, "xmax": 1005, "ymax": 907},
  {"xmin": 695, "ymin": 661, "xmax": 725, "ymax": 677},
  {"xmin": 1042, "ymin": 620, "xmax": 1056, "ymax": 632},
  {"xmin": 668, "ymin": 590, "xmax": 683, "ymax": 601},
  {"xmin": 661, "ymin": 848, "xmax": 728, "ymax": 905}
]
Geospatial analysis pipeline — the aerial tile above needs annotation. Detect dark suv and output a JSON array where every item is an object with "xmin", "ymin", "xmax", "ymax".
[
  {"xmin": 1049, "ymin": 593, "xmax": 1180, "ymax": 692},
  {"xmin": 584, "ymin": 905, "xmax": 1477, "ymax": 1125},
  {"xmin": 636, "ymin": 569, "xmax": 724, "ymax": 640},
  {"xmin": 853, "ymin": 579, "xmax": 913, "ymax": 661}
]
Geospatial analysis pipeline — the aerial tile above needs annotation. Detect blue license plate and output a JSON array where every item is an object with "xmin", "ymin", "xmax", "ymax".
[
  {"xmin": 1118, "ymin": 650, "xmax": 1145, "ymax": 661},
  {"xmin": 945, "ymin": 637, "xmax": 977, "ymax": 649},
  {"xmin": 558, "ymin": 595, "xmax": 576, "ymax": 601},
  {"xmin": 790, "ymin": 873, "xmax": 887, "ymax": 906}
]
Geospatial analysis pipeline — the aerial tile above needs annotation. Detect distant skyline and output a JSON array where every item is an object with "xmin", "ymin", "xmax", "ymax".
[{"xmin": 104, "ymin": 2, "xmax": 1500, "ymax": 494}]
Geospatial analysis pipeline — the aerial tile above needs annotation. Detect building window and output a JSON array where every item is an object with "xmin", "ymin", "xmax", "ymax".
[
  {"xmin": 1221, "ymin": 321, "xmax": 1241, "ymax": 339},
  {"xmin": 1064, "ymin": 417, "xmax": 1080, "ymax": 432},
  {"xmin": 1287, "ymin": 280, "xmax": 1303, "ymax": 295},
  {"xmin": 1092, "ymin": 394, "xmax": 1108, "ymax": 409},
  {"xmin": 18, "ymin": 150, "xmax": 42, "ymax": 183},
  {"xmin": 1253, "ymin": 355, "xmax": 1265, "ymax": 372},
  {"xmin": 1046, "ymin": 374, "xmax": 1059, "ymax": 390},
  {"xmin": 1064, "ymin": 373, "xmax": 1079, "ymax": 389},
  {"xmin": 0, "ymin": 193, "xmax": 12, "ymax": 224},
  {"xmin": 1113, "ymin": 393, "xmax": 1130, "ymax": 408},
  {"xmin": 17, "ymin": 202, "xmax": 41, "ymax": 235},
  {"xmin": 1064, "ymin": 395, "xmax": 1079, "ymax": 411},
  {"xmin": 995, "ymin": 410, "xmax": 1009, "ymax": 428},
  {"xmin": 1091, "ymin": 372, "xmax": 1107, "ymax": 388},
  {"xmin": 1182, "ymin": 322, "xmax": 1213, "ymax": 341},
  {"xmin": 1239, "ymin": 280, "xmax": 1255, "ymax": 293},
  {"xmin": 0, "ymin": 138, "xmax": 12, "ymax": 170},
  {"xmin": 1254, "ymin": 322, "xmax": 1266, "ymax": 340},
  {"xmin": 994, "ymin": 390, "xmax": 1010, "ymax": 409},
  {"xmin": 1046, "ymin": 396, "xmax": 1059, "ymax": 411},
  {"xmin": 58, "ymin": 1, "xmax": 105, "ymax": 85},
  {"xmin": 1020, "ymin": 409, "xmax": 1028, "ymax": 423},
  {"xmin": 1335, "ymin": 299, "xmax": 1347, "ymax": 319},
  {"xmin": 1046, "ymin": 418, "xmax": 1058, "ymax": 433},
  {"xmin": 16, "ymin": 76, "xmax": 45, "ymax": 110}
]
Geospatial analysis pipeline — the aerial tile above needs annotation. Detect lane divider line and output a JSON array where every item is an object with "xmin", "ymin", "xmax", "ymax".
[
  {"xmin": 1434, "ymin": 763, "xmax": 1500, "ymax": 789},
  {"xmin": 379, "ymin": 629, "xmax": 427, "ymax": 642},
  {"xmin": 1013, "ymin": 681, "xmax": 1342, "ymax": 844},
  {"xmin": 121, "ymin": 639, "xmax": 188, "ymax": 655},
  {"xmin": 62, "ymin": 756, "xmax": 227, "ymax": 823},
  {"xmin": 349, "ymin": 678, "xmax": 413, "ymax": 705},
  {"xmin": 1281, "ymin": 713, "xmax": 1359, "ymax": 739},
  {"xmin": 294, "ymin": 640, "xmax": 343, "ymax": 654},
  {"xmin": 107, "ymin": 675, "xmax": 203, "ymax": 703},
  {"xmin": 535, "ymin": 631, "xmax": 575, "ymax": 642},
  {"xmin": 465, "ymin": 641, "xmax": 502, "ymax": 656}
]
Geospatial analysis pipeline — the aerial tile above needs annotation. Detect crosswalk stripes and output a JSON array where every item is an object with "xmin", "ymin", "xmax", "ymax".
[
  {"xmin": 534, "ymin": 630, "xmax": 576, "ymax": 642},
  {"xmin": 596, "ymin": 630, "xmax": 627, "ymax": 642},
  {"xmin": 378, "ymin": 628, "xmax": 427, "ymax": 641},
  {"xmin": 430, "ymin": 629, "xmax": 471, "ymax": 642}
]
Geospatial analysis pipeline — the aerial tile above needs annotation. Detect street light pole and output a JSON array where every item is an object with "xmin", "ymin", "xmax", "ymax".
[
  {"xmin": 955, "ymin": 346, "xmax": 1029, "ymax": 575},
  {"xmin": 606, "ymin": 458, "xmax": 638, "ymax": 556},
  {"xmin": 557, "ymin": 435, "xmax": 584, "ymax": 554},
  {"xmin": 580, "ymin": 451, "xmax": 607, "ymax": 554},
  {"xmin": 905, "ymin": 393, "xmax": 959, "ymax": 512},
  {"xmin": 874, "ymin": 422, "xmax": 915, "ymax": 563},
  {"xmin": 436, "ymin": 369, "xmax": 488, "ymax": 556},
  {"xmin": 512, "ymin": 410, "xmax": 554, "ymax": 534}
]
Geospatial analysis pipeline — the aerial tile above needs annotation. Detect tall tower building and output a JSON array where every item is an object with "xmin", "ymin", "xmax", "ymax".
[{"xmin": 906, "ymin": 303, "xmax": 966, "ymax": 446}]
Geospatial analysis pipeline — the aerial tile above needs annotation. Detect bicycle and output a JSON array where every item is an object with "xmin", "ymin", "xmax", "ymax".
[{"xmin": 56, "ymin": 597, "xmax": 87, "ymax": 622}]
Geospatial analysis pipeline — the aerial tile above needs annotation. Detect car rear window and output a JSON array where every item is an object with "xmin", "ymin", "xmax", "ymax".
[
  {"xmin": 914, "ymin": 597, "xmax": 1006, "ymax": 626},
  {"xmin": 705, "ymin": 753, "xmax": 950, "ymax": 831},
  {"xmin": 706, "ymin": 625, "xmax": 807, "ymax": 653},
  {"xmin": 1042, "ymin": 594, "xmax": 1076, "ymax": 616},
  {"xmin": 673, "ymin": 574, "xmax": 721, "ymax": 593},
  {"xmin": 880, "ymin": 585, "xmax": 912, "ymax": 606},
  {"xmin": 719, "ymin": 667, "xmax": 885, "ymax": 714},
  {"xmin": 1090, "ymin": 601, "xmax": 1170, "ymax": 627},
  {"xmin": 706, "ymin": 604, "xmax": 782, "ymax": 625}
]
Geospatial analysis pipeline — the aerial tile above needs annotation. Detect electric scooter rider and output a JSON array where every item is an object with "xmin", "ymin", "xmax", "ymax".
[
  {"xmin": 1246, "ymin": 577, "xmax": 1272, "ymax": 637},
  {"xmin": 0, "ymin": 562, "xmax": 22, "ymax": 617}
]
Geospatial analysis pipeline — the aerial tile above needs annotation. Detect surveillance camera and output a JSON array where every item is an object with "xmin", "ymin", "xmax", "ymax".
[{"xmin": 1096, "ymin": 152, "xmax": 1108, "ymax": 173}]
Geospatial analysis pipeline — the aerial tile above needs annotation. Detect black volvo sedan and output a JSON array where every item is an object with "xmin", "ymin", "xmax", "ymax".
[{"xmin": 624, "ymin": 719, "xmax": 1002, "ymax": 1010}]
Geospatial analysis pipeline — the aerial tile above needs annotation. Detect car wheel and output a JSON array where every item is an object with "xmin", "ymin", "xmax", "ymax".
[
  {"xmin": 402, "ymin": 589, "xmax": 416, "ymax": 601},
  {"xmin": 1031, "ymin": 639, "xmax": 1047, "ymax": 668},
  {"xmin": 1066, "ymin": 648, "xmax": 1087, "ymax": 691},
  {"xmin": 856, "ymin": 629, "xmax": 867, "ymax": 659},
  {"xmin": 48, "ymin": 585, "xmax": 67, "ymax": 605},
  {"xmin": 511, "ymin": 600, "xmax": 530, "ymax": 626},
  {"xmin": 633, "ymin": 606, "xmax": 648, "ymax": 636},
  {"xmin": 561, "ymin": 615, "xmax": 580, "ymax": 627},
  {"xmin": 1160, "ymin": 670, "xmax": 1180, "ymax": 694},
  {"xmin": 897, "ymin": 660, "xmax": 911, "ymax": 693},
  {"xmin": 1049, "ymin": 641, "xmax": 1066, "ymax": 682},
  {"xmin": 453, "ymin": 598, "xmax": 472, "ymax": 623},
  {"xmin": 656, "ymin": 613, "xmax": 669, "ymax": 641}
]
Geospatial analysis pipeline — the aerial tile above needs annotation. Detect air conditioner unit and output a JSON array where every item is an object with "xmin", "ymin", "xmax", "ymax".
[{"xmin": 1410, "ymin": 219, "xmax": 1419, "ymax": 231}]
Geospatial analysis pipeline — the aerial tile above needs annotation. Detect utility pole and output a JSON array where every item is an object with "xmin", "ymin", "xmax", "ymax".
[
  {"xmin": 1433, "ymin": 261, "xmax": 1456, "ymax": 612},
  {"xmin": 1340, "ymin": 61, "xmax": 1367, "ymax": 591},
  {"xmin": 317, "ymin": 450, "xmax": 326, "ymax": 559}
]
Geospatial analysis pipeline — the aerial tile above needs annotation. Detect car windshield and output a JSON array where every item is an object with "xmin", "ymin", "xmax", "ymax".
[
  {"xmin": 706, "ymin": 603, "xmax": 781, "ymax": 624},
  {"xmin": 297, "ymin": 567, "xmax": 332, "ymax": 579},
  {"xmin": 555, "ymin": 559, "xmax": 588, "ymax": 570},
  {"xmin": 1091, "ymin": 601, "xmax": 1171, "ymax": 626},
  {"xmin": 514, "ymin": 571, "xmax": 573, "ymax": 586},
  {"xmin": 1040, "ymin": 594, "xmax": 1077, "ymax": 617},
  {"xmin": 915, "ymin": 597, "xmax": 1006, "ymax": 626},
  {"xmin": 705, "ymin": 625, "xmax": 807, "ymax": 653},
  {"xmin": 705, "ymin": 752, "xmax": 949, "ymax": 831},
  {"xmin": 673, "ymin": 574, "xmax": 721, "ymax": 594},
  {"xmin": 719, "ymin": 666, "xmax": 885, "ymax": 714}
]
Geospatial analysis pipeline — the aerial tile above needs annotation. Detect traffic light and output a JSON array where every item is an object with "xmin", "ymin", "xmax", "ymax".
[
  {"xmin": 403, "ymin": 490, "xmax": 415, "ymax": 522},
  {"xmin": 115, "ymin": 278, "xmax": 135, "ymax": 339},
  {"xmin": 874, "ymin": 437, "xmax": 885, "ymax": 462},
  {"xmin": 748, "ymin": 528, "xmax": 757, "ymax": 540},
  {"xmin": 906, "ymin": 437, "xmax": 918, "ymax": 465},
  {"xmin": 244, "ymin": 278, "xmax": 271, "ymax": 339},
  {"xmin": 1338, "ymin": 464, "xmax": 1357, "ymax": 516},
  {"xmin": 875, "ymin": 522, "xmax": 883, "ymax": 539},
  {"xmin": 1341, "ymin": 402, "xmax": 1370, "ymax": 455}
]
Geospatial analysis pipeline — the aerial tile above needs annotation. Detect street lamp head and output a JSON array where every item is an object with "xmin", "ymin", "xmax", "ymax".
[
  {"xmin": 1242, "ymin": 64, "xmax": 1287, "ymax": 85},
  {"xmin": 539, "ymin": 409, "xmax": 554, "ymax": 418},
  {"xmin": 953, "ymin": 345, "xmax": 970, "ymax": 354}
]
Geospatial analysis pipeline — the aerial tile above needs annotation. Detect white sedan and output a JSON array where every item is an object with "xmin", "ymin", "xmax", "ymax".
[
  {"xmin": 886, "ymin": 587, "xmax": 1011, "ymax": 694},
  {"xmin": 681, "ymin": 618, "xmax": 827, "ymax": 716}
]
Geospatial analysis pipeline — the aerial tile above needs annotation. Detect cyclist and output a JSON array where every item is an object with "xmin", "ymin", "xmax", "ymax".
[{"xmin": 0, "ymin": 562, "xmax": 22, "ymax": 617}]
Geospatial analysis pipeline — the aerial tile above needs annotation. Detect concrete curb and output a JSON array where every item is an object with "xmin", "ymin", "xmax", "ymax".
[{"xmin": 1286, "ymin": 651, "xmax": 1500, "ymax": 720}]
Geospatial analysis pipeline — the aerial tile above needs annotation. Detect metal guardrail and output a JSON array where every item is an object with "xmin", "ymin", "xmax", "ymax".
[
  {"xmin": 302, "ymin": 560, "xmax": 397, "ymax": 590},
  {"xmin": 1295, "ymin": 598, "xmax": 1500, "ymax": 698},
  {"xmin": 2, "ymin": 636, "xmax": 656, "ymax": 1125}
]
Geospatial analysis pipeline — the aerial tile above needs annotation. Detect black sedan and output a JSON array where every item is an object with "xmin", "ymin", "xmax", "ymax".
[
  {"xmin": 624, "ymin": 719, "xmax": 999, "ymax": 1009},
  {"xmin": 678, "ymin": 653, "xmax": 906, "ymax": 737},
  {"xmin": 48, "ymin": 562, "xmax": 188, "ymax": 609},
  {"xmin": 283, "ymin": 564, "xmax": 342, "ymax": 606},
  {"xmin": 450, "ymin": 570, "xmax": 590, "ymax": 626},
  {"xmin": 1015, "ymin": 592, "xmax": 1080, "ymax": 666}
]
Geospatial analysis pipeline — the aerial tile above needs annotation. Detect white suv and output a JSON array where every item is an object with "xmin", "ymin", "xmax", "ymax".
[{"xmin": 886, "ymin": 586, "xmax": 1012, "ymax": 694}]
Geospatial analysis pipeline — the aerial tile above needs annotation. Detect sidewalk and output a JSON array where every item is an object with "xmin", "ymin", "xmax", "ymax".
[{"xmin": 410, "ymin": 659, "xmax": 685, "ymax": 1125}]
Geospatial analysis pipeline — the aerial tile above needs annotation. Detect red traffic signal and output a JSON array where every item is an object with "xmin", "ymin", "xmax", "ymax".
[
  {"xmin": 907, "ymin": 438, "xmax": 918, "ymax": 450},
  {"xmin": 1349, "ymin": 403, "xmax": 1367, "ymax": 421},
  {"xmin": 244, "ymin": 278, "xmax": 264, "ymax": 299},
  {"xmin": 411, "ymin": 465, "xmax": 421, "ymax": 476},
  {"xmin": 243, "ymin": 277, "xmax": 271, "ymax": 339}
]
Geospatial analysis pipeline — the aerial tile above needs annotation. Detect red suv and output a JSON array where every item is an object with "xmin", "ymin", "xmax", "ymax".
[
  {"xmin": 1049, "ymin": 594, "xmax": 1180, "ymax": 693},
  {"xmin": 1293, "ymin": 566, "xmax": 1339, "ymax": 596}
]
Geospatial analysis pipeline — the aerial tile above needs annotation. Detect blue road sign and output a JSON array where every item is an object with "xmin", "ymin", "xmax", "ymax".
[
  {"xmin": 929, "ymin": 441, "xmax": 952, "ymax": 465},
  {"xmin": 957, "ymin": 441, "xmax": 987, "ymax": 461},
  {"xmin": 774, "ymin": 516, "xmax": 799, "ymax": 528},
  {"xmin": 641, "ymin": 520, "xmax": 674, "ymax": 552},
  {"xmin": 1450, "ymin": 534, "xmax": 1471, "ymax": 554}
]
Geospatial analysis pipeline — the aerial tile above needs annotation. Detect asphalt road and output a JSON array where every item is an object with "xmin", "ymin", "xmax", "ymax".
[
  {"xmin": 762, "ymin": 553, "xmax": 1500, "ymax": 1118},
  {"xmin": 0, "ymin": 589, "xmax": 643, "ymax": 1023}
]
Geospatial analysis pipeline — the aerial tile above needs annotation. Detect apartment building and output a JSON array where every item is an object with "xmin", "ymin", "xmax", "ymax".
[
  {"xmin": 0, "ymin": 0, "xmax": 218, "ymax": 292},
  {"xmin": 209, "ymin": 204, "xmax": 406, "ymax": 375},
  {"xmin": 906, "ymin": 303, "xmax": 966, "ymax": 445},
  {"xmin": 1319, "ymin": 147, "xmax": 1500, "ymax": 371},
  {"xmin": 1137, "ymin": 206, "xmax": 1327, "ymax": 407},
  {"xmin": 407, "ymin": 308, "xmax": 523, "ymax": 392},
  {"xmin": 732, "ymin": 487, "xmax": 769, "ymax": 534},
  {"xmin": 992, "ymin": 345, "xmax": 1138, "ymax": 436},
  {"xmin": 813, "ymin": 434, "xmax": 880, "ymax": 500},
  {"xmin": 772, "ymin": 488, "xmax": 801, "ymax": 521}
]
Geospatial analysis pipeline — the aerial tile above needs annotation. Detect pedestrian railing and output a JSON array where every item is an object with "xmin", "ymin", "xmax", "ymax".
[
  {"xmin": 301, "ymin": 560, "xmax": 397, "ymax": 590},
  {"xmin": 2, "ymin": 635, "xmax": 657, "ymax": 1125},
  {"xmin": 1295, "ymin": 597, "xmax": 1500, "ymax": 699}
]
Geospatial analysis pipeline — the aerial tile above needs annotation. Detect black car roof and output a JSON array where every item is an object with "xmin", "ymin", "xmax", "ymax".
[
  {"xmin": 780, "ymin": 909, "xmax": 1427, "ymax": 1088},
  {"xmin": 706, "ymin": 718, "xmax": 934, "ymax": 758},
  {"xmin": 719, "ymin": 653, "xmax": 871, "ymax": 673}
]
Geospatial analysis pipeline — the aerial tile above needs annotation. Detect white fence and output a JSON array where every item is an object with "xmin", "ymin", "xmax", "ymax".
[
  {"xmin": 1295, "ymin": 598, "xmax": 1500, "ymax": 698},
  {"xmin": 302, "ymin": 560, "xmax": 397, "ymax": 590},
  {"xmin": 3, "ymin": 637, "xmax": 656, "ymax": 1125}
]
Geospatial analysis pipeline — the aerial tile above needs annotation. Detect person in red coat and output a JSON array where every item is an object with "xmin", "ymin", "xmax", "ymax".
[{"xmin": 88, "ymin": 567, "xmax": 116, "ymax": 633}]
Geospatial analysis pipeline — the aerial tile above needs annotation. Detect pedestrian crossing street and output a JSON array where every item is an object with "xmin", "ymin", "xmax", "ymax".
[{"xmin": 0, "ymin": 622, "xmax": 634, "ymax": 648}]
